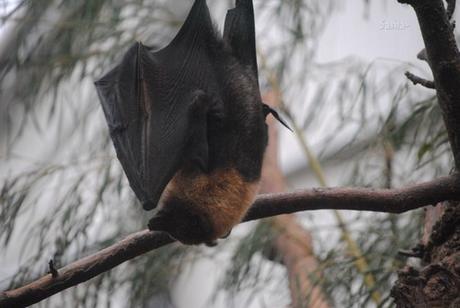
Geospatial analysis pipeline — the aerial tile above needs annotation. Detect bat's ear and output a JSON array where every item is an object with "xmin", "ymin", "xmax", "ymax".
[
  {"xmin": 262, "ymin": 104, "xmax": 293, "ymax": 132},
  {"xmin": 148, "ymin": 214, "xmax": 169, "ymax": 232}
]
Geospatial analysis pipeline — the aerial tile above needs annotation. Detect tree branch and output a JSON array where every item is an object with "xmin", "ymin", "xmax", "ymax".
[
  {"xmin": 405, "ymin": 71, "xmax": 435, "ymax": 89},
  {"xmin": 399, "ymin": 0, "xmax": 460, "ymax": 168},
  {"xmin": 2, "ymin": 174, "xmax": 460, "ymax": 307}
]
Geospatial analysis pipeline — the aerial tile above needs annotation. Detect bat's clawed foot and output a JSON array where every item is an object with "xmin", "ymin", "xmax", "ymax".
[{"xmin": 190, "ymin": 90, "xmax": 209, "ymax": 115}]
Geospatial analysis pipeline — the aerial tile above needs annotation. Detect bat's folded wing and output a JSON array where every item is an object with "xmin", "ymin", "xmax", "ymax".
[
  {"xmin": 224, "ymin": 0, "xmax": 259, "ymax": 81},
  {"xmin": 95, "ymin": 0, "xmax": 219, "ymax": 210}
]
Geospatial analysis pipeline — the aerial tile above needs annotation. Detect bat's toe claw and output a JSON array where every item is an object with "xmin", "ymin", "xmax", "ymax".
[{"xmin": 142, "ymin": 201, "xmax": 156, "ymax": 211}]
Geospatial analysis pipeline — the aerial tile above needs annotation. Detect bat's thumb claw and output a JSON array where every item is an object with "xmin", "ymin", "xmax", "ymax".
[{"xmin": 262, "ymin": 103, "xmax": 293, "ymax": 132}]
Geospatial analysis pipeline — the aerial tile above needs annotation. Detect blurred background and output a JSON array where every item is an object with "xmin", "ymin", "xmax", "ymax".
[{"xmin": 0, "ymin": 0, "xmax": 457, "ymax": 307}]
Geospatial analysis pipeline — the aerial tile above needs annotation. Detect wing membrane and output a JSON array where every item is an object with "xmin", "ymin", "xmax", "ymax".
[{"xmin": 95, "ymin": 0, "xmax": 218, "ymax": 210}]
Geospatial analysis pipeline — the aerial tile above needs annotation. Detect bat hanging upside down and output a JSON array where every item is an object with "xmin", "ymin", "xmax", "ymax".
[{"xmin": 95, "ymin": 0, "xmax": 290, "ymax": 245}]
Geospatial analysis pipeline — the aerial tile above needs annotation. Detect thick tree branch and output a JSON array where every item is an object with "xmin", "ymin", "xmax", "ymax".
[
  {"xmin": 399, "ymin": 0, "xmax": 460, "ymax": 168},
  {"xmin": 246, "ymin": 174, "xmax": 460, "ymax": 219},
  {"xmin": 1, "ymin": 174, "xmax": 460, "ymax": 307}
]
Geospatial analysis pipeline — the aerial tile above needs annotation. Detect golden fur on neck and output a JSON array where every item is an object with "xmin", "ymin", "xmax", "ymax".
[{"xmin": 163, "ymin": 168, "xmax": 260, "ymax": 239}]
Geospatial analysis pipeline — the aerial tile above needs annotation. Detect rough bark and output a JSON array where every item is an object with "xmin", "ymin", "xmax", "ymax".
[
  {"xmin": 260, "ymin": 98, "xmax": 330, "ymax": 308},
  {"xmin": 391, "ymin": 205, "xmax": 460, "ymax": 307},
  {"xmin": 392, "ymin": 0, "xmax": 460, "ymax": 306}
]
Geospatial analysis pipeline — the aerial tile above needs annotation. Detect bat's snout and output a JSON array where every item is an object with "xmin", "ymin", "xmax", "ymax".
[{"xmin": 142, "ymin": 200, "xmax": 156, "ymax": 211}]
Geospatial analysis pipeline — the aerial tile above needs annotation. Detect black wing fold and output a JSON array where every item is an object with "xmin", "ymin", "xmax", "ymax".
[
  {"xmin": 95, "ymin": 0, "xmax": 219, "ymax": 210},
  {"xmin": 224, "ymin": 0, "xmax": 259, "ymax": 81}
]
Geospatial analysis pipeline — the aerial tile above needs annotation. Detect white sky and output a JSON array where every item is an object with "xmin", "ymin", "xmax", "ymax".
[
  {"xmin": 278, "ymin": 0, "xmax": 430, "ymax": 177},
  {"xmin": 0, "ymin": 0, "xmax": 17, "ymax": 14}
]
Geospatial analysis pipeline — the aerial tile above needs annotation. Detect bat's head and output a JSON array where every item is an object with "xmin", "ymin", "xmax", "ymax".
[{"xmin": 148, "ymin": 197, "xmax": 214, "ymax": 245}]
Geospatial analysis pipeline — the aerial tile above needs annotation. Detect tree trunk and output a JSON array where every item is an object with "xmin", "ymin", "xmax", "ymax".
[
  {"xmin": 259, "ymin": 94, "xmax": 330, "ymax": 308},
  {"xmin": 392, "ymin": 0, "xmax": 460, "ymax": 306}
]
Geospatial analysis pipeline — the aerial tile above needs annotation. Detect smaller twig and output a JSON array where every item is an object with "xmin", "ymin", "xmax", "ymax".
[
  {"xmin": 398, "ymin": 244, "xmax": 425, "ymax": 259},
  {"xmin": 405, "ymin": 71, "xmax": 435, "ymax": 89},
  {"xmin": 417, "ymin": 49, "xmax": 428, "ymax": 62},
  {"xmin": 48, "ymin": 260, "xmax": 58, "ymax": 278}
]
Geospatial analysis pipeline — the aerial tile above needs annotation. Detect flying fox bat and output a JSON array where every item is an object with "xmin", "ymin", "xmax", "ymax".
[{"xmin": 95, "ymin": 0, "xmax": 290, "ymax": 245}]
